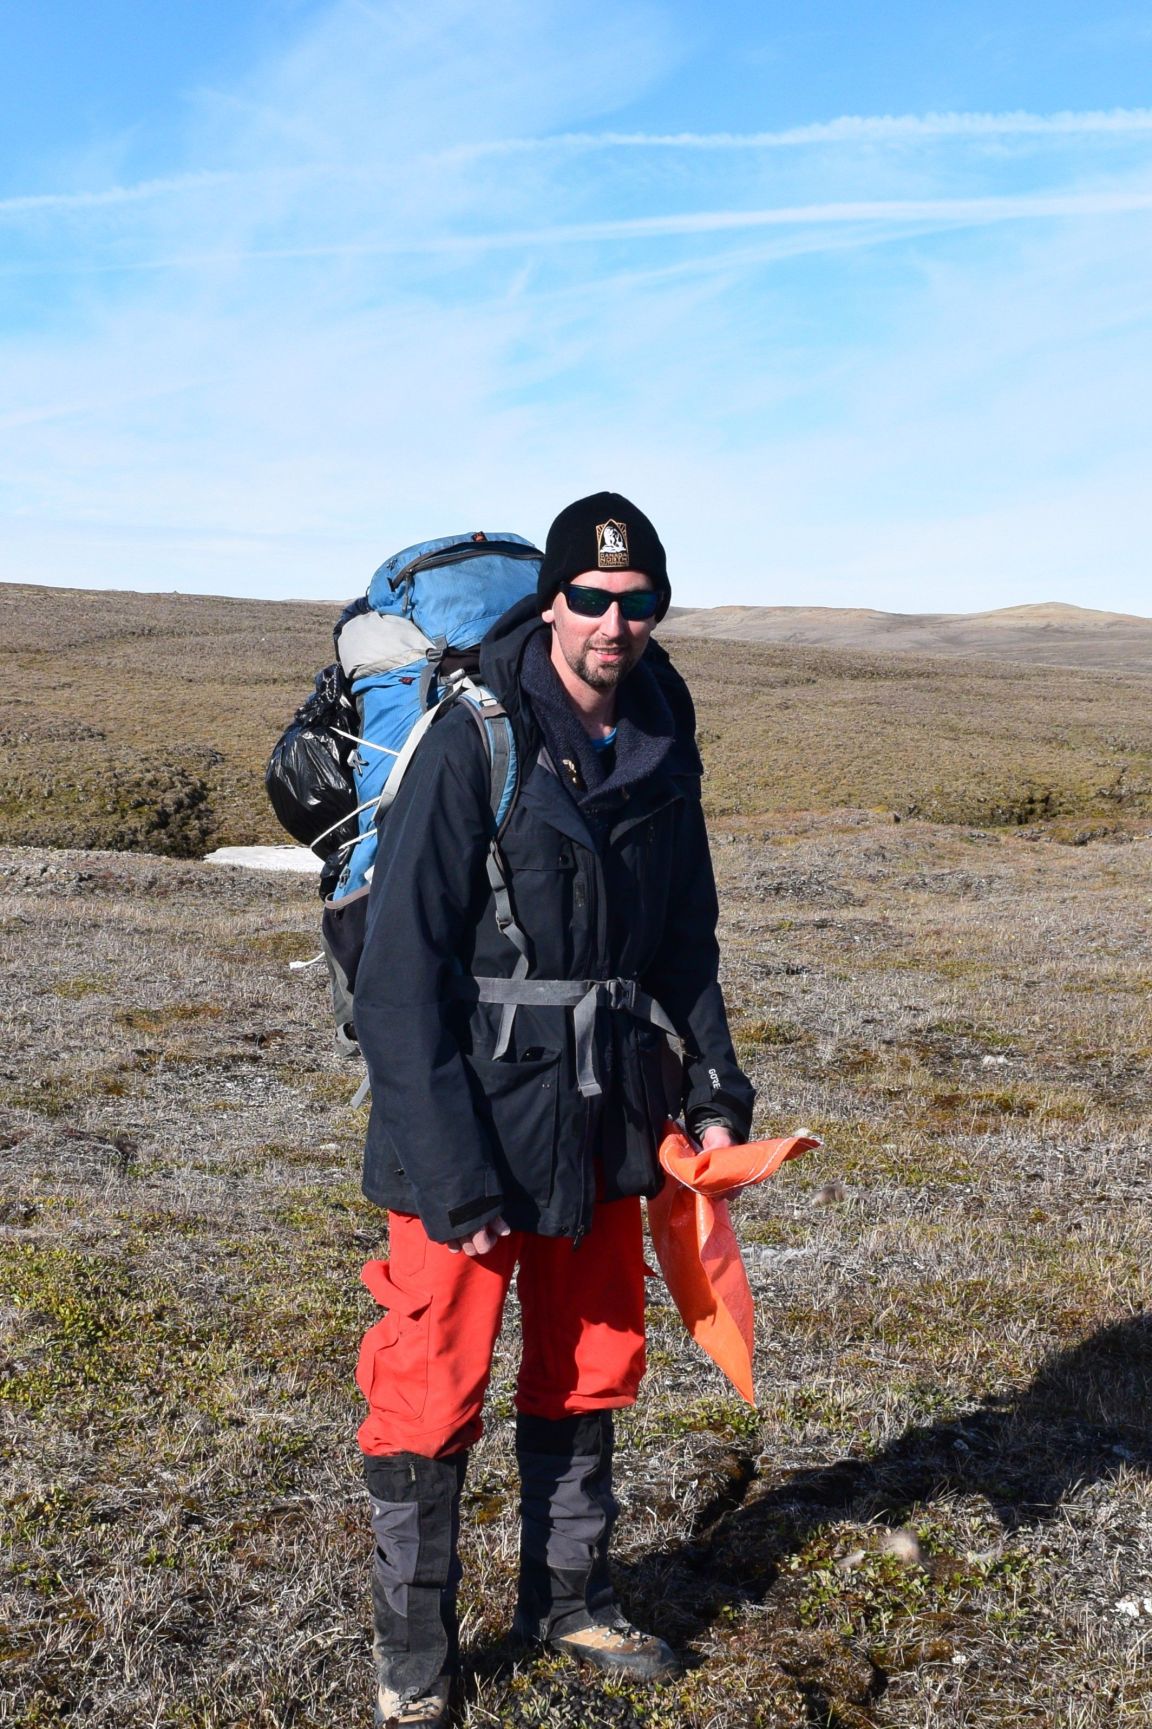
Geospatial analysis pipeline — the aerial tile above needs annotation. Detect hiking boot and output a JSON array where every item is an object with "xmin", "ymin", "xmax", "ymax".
[
  {"xmin": 517, "ymin": 1607, "xmax": 681, "ymax": 1682},
  {"xmin": 375, "ymin": 1674, "xmax": 452, "ymax": 1728}
]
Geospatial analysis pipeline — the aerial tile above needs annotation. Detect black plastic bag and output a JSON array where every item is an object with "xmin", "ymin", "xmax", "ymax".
[{"xmin": 265, "ymin": 664, "xmax": 360, "ymax": 851}]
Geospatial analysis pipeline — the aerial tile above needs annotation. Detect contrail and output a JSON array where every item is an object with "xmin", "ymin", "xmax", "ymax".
[
  {"xmin": 5, "ymin": 183, "xmax": 1149, "ymax": 272},
  {"xmin": 134, "ymin": 187, "xmax": 1152, "ymax": 266},
  {"xmin": 0, "ymin": 167, "xmax": 324, "ymax": 218},
  {"xmin": 444, "ymin": 107, "xmax": 1152, "ymax": 160}
]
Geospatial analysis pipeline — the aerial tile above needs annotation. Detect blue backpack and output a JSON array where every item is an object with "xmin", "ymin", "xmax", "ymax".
[{"xmin": 315, "ymin": 531, "xmax": 542, "ymax": 1051}]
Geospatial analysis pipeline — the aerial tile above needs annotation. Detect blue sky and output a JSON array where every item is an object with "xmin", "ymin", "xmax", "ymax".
[{"xmin": 2, "ymin": 0, "xmax": 1151, "ymax": 614}]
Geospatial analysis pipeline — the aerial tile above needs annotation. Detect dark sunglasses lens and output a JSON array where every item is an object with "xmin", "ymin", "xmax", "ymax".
[
  {"xmin": 564, "ymin": 586, "xmax": 611, "ymax": 616},
  {"xmin": 564, "ymin": 585, "xmax": 658, "ymax": 620}
]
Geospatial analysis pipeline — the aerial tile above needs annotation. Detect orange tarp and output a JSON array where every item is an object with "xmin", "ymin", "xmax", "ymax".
[{"xmin": 647, "ymin": 1121, "xmax": 820, "ymax": 1405}]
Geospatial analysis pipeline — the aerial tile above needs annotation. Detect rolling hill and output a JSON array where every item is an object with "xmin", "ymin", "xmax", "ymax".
[{"xmin": 660, "ymin": 600, "xmax": 1152, "ymax": 672}]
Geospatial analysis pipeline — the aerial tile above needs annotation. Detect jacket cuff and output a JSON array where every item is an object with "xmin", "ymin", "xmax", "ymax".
[
  {"xmin": 418, "ymin": 1190, "xmax": 506, "ymax": 1244},
  {"xmin": 685, "ymin": 1106, "xmax": 746, "ymax": 1144},
  {"xmin": 683, "ymin": 1074, "xmax": 754, "ymax": 1143}
]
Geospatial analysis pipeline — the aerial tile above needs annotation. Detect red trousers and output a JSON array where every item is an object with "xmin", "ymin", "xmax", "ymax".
[{"xmin": 356, "ymin": 1197, "xmax": 646, "ymax": 1459}]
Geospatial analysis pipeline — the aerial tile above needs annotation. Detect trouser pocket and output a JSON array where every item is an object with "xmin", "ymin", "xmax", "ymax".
[{"xmin": 357, "ymin": 1259, "xmax": 434, "ymax": 1421}]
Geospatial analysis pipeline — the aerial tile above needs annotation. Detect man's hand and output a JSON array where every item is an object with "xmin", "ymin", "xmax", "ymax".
[
  {"xmin": 698, "ymin": 1123, "xmax": 746, "ymax": 1197},
  {"xmin": 446, "ymin": 1215, "xmax": 512, "ymax": 1257}
]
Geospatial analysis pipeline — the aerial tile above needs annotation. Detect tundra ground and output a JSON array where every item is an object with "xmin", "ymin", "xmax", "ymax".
[{"xmin": 2, "ymin": 804, "xmax": 1149, "ymax": 1727}]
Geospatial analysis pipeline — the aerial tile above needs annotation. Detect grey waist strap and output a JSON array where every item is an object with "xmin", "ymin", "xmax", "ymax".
[{"xmin": 456, "ymin": 975, "xmax": 676, "ymax": 1100}]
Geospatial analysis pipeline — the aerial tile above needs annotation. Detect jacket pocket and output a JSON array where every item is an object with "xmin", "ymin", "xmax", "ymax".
[{"xmin": 466, "ymin": 1048, "xmax": 562, "ymax": 1207}]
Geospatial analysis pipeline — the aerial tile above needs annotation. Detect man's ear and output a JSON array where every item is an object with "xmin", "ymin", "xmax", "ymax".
[{"xmin": 541, "ymin": 607, "xmax": 556, "ymax": 625}]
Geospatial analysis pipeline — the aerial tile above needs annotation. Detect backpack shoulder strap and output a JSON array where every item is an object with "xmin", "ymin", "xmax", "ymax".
[
  {"xmin": 455, "ymin": 679, "xmax": 519, "ymax": 835},
  {"xmin": 455, "ymin": 680, "xmax": 528, "ymax": 1058}
]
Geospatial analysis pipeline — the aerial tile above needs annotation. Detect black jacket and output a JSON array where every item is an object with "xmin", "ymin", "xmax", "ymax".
[{"xmin": 356, "ymin": 598, "xmax": 754, "ymax": 1241}]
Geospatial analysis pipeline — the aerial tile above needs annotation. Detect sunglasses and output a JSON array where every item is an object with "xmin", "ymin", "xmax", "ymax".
[{"xmin": 560, "ymin": 583, "xmax": 660, "ymax": 621}]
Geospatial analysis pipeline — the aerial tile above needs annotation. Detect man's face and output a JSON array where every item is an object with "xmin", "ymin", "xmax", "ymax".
[{"xmin": 542, "ymin": 570, "xmax": 656, "ymax": 693}]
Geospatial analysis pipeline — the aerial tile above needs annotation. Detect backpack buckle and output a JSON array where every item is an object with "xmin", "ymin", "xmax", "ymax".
[{"xmin": 602, "ymin": 977, "xmax": 637, "ymax": 1014}]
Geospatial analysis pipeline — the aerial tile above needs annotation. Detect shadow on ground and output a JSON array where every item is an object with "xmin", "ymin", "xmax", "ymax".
[{"xmin": 592, "ymin": 1313, "xmax": 1149, "ymax": 1722}]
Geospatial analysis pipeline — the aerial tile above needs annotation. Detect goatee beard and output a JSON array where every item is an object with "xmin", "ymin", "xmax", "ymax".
[{"xmin": 572, "ymin": 643, "xmax": 636, "ymax": 690}]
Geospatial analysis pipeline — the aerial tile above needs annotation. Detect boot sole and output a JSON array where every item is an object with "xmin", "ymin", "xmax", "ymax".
[
  {"xmin": 510, "ymin": 1613, "xmax": 682, "ymax": 1684},
  {"xmin": 557, "ymin": 1646, "xmax": 682, "ymax": 1684},
  {"xmin": 542, "ymin": 1631, "xmax": 682, "ymax": 1684}
]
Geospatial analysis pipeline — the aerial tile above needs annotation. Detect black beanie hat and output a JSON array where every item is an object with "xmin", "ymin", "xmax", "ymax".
[{"xmin": 538, "ymin": 491, "xmax": 671, "ymax": 622}]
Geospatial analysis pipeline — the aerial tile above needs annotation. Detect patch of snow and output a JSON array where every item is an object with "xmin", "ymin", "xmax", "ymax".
[{"xmin": 205, "ymin": 845, "xmax": 322, "ymax": 873}]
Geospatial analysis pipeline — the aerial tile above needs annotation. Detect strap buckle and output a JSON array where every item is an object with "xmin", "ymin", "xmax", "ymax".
[{"xmin": 601, "ymin": 977, "xmax": 637, "ymax": 1014}]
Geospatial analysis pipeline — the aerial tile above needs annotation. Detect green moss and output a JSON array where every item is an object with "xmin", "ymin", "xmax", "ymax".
[
  {"xmin": 923, "ymin": 1017, "xmax": 1016, "ymax": 1051},
  {"xmin": 789, "ymin": 1527, "xmax": 1038, "ymax": 1651},
  {"xmin": 769, "ymin": 1386, "xmax": 871, "ymax": 1446},
  {"xmin": 237, "ymin": 929, "xmax": 321, "ymax": 961},
  {"xmin": 52, "ymin": 973, "xmax": 113, "ymax": 1000},
  {"xmin": 117, "ymin": 1000, "xmax": 226, "ymax": 1032},
  {"xmin": 655, "ymin": 1395, "xmax": 762, "ymax": 1444},
  {"xmin": 283, "ymin": 1065, "xmax": 369, "ymax": 1109},
  {"xmin": 803, "ymin": 1120, "xmax": 977, "ymax": 1187},
  {"xmin": 738, "ymin": 1018, "xmax": 807, "ymax": 1047},
  {"xmin": 741, "ymin": 1215, "xmax": 810, "ymax": 1247}
]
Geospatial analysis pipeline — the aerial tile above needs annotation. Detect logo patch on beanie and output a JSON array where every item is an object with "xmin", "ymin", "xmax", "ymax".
[{"xmin": 596, "ymin": 519, "xmax": 629, "ymax": 569}]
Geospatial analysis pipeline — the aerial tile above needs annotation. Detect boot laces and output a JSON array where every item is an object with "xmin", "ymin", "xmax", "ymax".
[{"xmin": 377, "ymin": 1675, "xmax": 451, "ymax": 1728}]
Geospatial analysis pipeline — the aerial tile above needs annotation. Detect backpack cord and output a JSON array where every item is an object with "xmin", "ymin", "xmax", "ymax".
[
  {"xmin": 309, "ymin": 792, "xmax": 393, "ymax": 853},
  {"xmin": 329, "ymin": 727, "xmax": 400, "ymax": 756}
]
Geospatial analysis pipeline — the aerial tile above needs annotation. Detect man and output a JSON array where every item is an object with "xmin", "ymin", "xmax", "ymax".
[{"xmin": 354, "ymin": 492, "xmax": 754, "ymax": 1728}]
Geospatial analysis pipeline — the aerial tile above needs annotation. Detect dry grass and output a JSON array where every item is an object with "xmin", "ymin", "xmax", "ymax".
[
  {"xmin": 2, "ymin": 592, "xmax": 1151, "ymax": 1725},
  {"xmin": 2, "ymin": 808, "xmax": 1150, "ymax": 1727}
]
